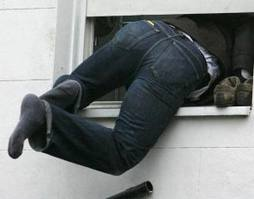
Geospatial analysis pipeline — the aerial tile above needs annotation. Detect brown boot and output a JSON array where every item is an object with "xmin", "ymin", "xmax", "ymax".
[
  {"xmin": 214, "ymin": 76, "xmax": 241, "ymax": 107},
  {"xmin": 236, "ymin": 79, "xmax": 253, "ymax": 106}
]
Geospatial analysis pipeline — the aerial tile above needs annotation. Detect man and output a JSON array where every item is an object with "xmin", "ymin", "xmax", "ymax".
[
  {"xmin": 208, "ymin": 14, "xmax": 254, "ymax": 106},
  {"xmin": 163, "ymin": 14, "xmax": 254, "ymax": 106},
  {"xmin": 8, "ymin": 14, "xmax": 254, "ymax": 175}
]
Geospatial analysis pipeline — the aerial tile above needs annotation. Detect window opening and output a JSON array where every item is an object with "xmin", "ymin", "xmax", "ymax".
[{"xmin": 91, "ymin": 14, "xmax": 253, "ymax": 109}]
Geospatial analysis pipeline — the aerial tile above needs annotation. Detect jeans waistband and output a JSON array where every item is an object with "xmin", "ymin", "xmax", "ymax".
[{"xmin": 153, "ymin": 20, "xmax": 185, "ymax": 38}]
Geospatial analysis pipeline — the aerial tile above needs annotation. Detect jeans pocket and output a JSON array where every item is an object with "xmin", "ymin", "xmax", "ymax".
[
  {"xmin": 175, "ymin": 39, "xmax": 209, "ymax": 79},
  {"xmin": 112, "ymin": 20, "xmax": 160, "ymax": 50},
  {"xmin": 148, "ymin": 39, "xmax": 206, "ymax": 96}
]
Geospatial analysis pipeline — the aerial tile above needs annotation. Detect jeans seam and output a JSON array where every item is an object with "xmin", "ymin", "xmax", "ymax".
[
  {"xmin": 155, "ymin": 20, "xmax": 207, "ymax": 79},
  {"xmin": 172, "ymin": 40, "xmax": 201, "ymax": 79},
  {"xmin": 114, "ymin": 21, "xmax": 159, "ymax": 50},
  {"xmin": 129, "ymin": 30, "xmax": 157, "ymax": 49},
  {"xmin": 71, "ymin": 80, "xmax": 82, "ymax": 113},
  {"xmin": 174, "ymin": 39, "xmax": 208, "ymax": 78},
  {"xmin": 127, "ymin": 29, "xmax": 159, "ymax": 50},
  {"xmin": 149, "ymin": 43, "xmax": 172, "ymax": 80}
]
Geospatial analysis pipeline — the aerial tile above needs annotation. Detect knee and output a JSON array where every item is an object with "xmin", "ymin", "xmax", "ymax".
[
  {"xmin": 110, "ymin": 164, "xmax": 133, "ymax": 176},
  {"xmin": 110, "ymin": 149, "xmax": 148, "ymax": 176},
  {"xmin": 53, "ymin": 75, "xmax": 71, "ymax": 88},
  {"xmin": 53, "ymin": 74, "xmax": 83, "ymax": 92},
  {"xmin": 111, "ymin": 168, "xmax": 128, "ymax": 176}
]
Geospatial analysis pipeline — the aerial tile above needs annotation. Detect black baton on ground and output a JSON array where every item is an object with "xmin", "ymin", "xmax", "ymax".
[{"xmin": 106, "ymin": 181, "xmax": 153, "ymax": 199}]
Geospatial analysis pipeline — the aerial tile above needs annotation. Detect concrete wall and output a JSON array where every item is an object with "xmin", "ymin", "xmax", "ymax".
[
  {"xmin": 92, "ymin": 115, "xmax": 254, "ymax": 199},
  {"xmin": 1, "ymin": 1, "xmax": 254, "ymax": 199},
  {"xmin": 0, "ymin": 1, "xmax": 58, "ymax": 198}
]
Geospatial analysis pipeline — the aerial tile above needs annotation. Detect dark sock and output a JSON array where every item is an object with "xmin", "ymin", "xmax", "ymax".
[{"xmin": 8, "ymin": 94, "xmax": 46, "ymax": 159}]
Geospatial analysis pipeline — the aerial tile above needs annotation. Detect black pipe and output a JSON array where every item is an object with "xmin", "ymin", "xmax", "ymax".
[{"xmin": 106, "ymin": 181, "xmax": 153, "ymax": 199}]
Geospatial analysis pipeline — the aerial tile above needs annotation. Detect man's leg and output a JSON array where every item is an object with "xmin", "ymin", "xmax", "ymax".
[
  {"xmin": 7, "ymin": 41, "xmax": 139, "ymax": 158},
  {"xmin": 8, "ymin": 20, "xmax": 208, "ymax": 174},
  {"xmin": 38, "ymin": 41, "xmax": 142, "ymax": 113},
  {"xmin": 28, "ymin": 32, "xmax": 207, "ymax": 175},
  {"xmin": 8, "ymin": 20, "xmax": 164, "ymax": 159},
  {"xmin": 39, "ymin": 77, "xmax": 82, "ymax": 113},
  {"xmin": 8, "ymin": 94, "xmax": 47, "ymax": 158},
  {"xmin": 31, "ymin": 78, "xmax": 183, "ymax": 175},
  {"xmin": 38, "ymin": 20, "xmax": 162, "ymax": 112}
]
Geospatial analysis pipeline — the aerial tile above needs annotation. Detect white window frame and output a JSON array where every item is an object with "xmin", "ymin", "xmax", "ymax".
[{"xmin": 54, "ymin": 0, "xmax": 253, "ymax": 118}]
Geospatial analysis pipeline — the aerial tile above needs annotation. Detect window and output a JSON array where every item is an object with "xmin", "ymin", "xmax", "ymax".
[{"xmin": 54, "ymin": 0, "xmax": 253, "ymax": 117}]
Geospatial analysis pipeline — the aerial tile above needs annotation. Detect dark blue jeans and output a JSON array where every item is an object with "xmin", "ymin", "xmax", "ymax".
[{"xmin": 29, "ymin": 20, "xmax": 208, "ymax": 175}]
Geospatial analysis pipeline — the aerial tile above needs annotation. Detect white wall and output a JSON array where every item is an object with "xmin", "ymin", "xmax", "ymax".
[
  {"xmin": 1, "ymin": 1, "xmax": 254, "ymax": 199},
  {"xmin": 0, "ymin": 1, "xmax": 58, "ymax": 198},
  {"xmin": 60, "ymin": 115, "xmax": 254, "ymax": 199}
]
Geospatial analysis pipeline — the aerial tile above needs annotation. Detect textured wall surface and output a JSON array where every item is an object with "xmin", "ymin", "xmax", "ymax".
[
  {"xmin": 0, "ymin": 1, "xmax": 57, "ymax": 199},
  {"xmin": 1, "ymin": 1, "xmax": 254, "ymax": 199}
]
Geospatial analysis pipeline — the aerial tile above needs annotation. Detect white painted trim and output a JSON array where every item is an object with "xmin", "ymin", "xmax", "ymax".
[
  {"xmin": 87, "ymin": 0, "xmax": 254, "ymax": 17},
  {"xmin": 70, "ymin": 0, "xmax": 87, "ymax": 70},
  {"xmin": 83, "ymin": 18, "xmax": 95, "ymax": 59},
  {"xmin": 54, "ymin": 0, "xmax": 87, "ymax": 81},
  {"xmin": 79, "ymin": 102, "xmax": 251, "ymax": 118}
]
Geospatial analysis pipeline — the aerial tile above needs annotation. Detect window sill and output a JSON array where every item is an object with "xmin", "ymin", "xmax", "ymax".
[{"xmin": 78, "ymin": 101, "xmax": 251, "ymax": 118}]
